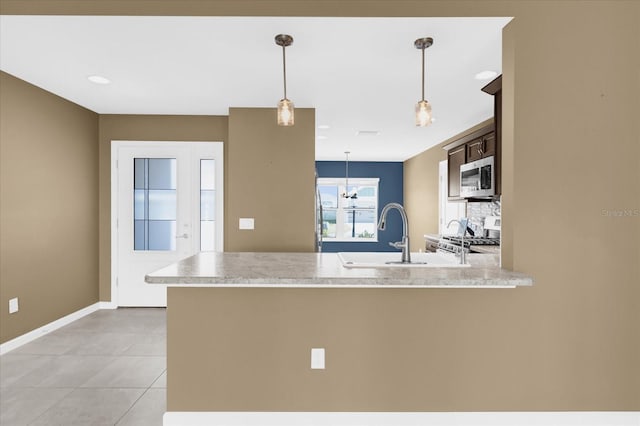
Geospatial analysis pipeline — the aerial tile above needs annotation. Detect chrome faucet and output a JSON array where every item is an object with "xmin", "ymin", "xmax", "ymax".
[
  {"xmin": 446, "ymin": 219, "xmax": 467, "ymax": 265},
  {"xmin": 377, "ymin": 202, "xmax": 411, "ymax": 263}
]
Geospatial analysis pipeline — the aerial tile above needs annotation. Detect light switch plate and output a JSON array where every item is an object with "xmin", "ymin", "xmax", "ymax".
[
  {"xmin": 239, "ymin": 218, "xmax": 255, "ymax": 230},
  {"xmin": 311, "ymin": 348, "xmax": 325, "ymax": 369},
  {"xmin": 9, "ymin": 297, "xmax": 19, "ymax": 314}
]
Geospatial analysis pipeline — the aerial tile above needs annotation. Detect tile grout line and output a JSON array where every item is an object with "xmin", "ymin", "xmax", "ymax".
[{"xmin": 113, "ymin": 368, "xmax": 166, "ymax": 426}]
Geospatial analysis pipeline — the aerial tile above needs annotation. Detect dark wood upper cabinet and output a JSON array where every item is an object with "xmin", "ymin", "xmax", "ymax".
[
  {"xmin": 467, "ymin": 132, "xmax": 496, "ymax": 162},
  {"xmin": 447, "ymin": 145, "xmax": 466, "ymax": 198},
  {"xmin": 482, "ymin": 75, "xmax": 502, "ymax": 196},
  {"xmin": 443, "ymin": 74, "xmax": 502, "ymax": 201},
  {"xmin": 466, "ymin": 138, "xmax": 483, "ymax": 162}
]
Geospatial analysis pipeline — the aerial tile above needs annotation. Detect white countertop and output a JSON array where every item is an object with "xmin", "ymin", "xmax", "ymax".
[{"xmin": 145, "ymin": 252, "xmax": 532, "ymax": 288}]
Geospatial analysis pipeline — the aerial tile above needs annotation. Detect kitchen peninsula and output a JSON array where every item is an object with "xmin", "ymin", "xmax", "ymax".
[{"xmin": 147, "ymin": 252, "xmax": 532, "ymax": 424}]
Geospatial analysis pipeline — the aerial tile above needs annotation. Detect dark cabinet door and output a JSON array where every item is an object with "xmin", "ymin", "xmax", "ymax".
[
  {"xmin": 481, "ymin": 132, "xmax": 496, "ymax": 158},
  {"xmin": 467, "ymin": 132, "xmax": 495, "ymax": 162},
  {"xmin": 466, "ymin": 138, "xmax": 484, "ymax": 162},
  {"xmin": 447, "ymin": 145, "xmax": 466, "ymax": 198}
]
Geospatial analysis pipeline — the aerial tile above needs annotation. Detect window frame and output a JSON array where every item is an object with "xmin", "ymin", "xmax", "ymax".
[{"xmin": 317, "ymin": 177, "xmax": 380, "ymax": 243}]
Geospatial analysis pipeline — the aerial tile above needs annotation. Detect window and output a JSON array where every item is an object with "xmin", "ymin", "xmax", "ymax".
[
  {"xmin": 200, "ymin": 159, "xmax": 216, "ymax": 251},
  {"xmin": 134, "ymin": 158, "xmax": 177, "ymax": 251},
  {"xmin": 317, "ymin": 177, "xmax": 379, "ymax": 242}
]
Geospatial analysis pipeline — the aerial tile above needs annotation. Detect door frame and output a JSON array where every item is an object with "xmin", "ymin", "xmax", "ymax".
[
  {"xmin": 110, "ymin": 140, "xmax": 224, "ymax": 307},
  {"xmin": 439, "ymin": 160, "xmax": 466, "ymax": 235}
]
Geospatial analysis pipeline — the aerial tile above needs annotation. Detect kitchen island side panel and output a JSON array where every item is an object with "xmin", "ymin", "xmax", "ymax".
[{"xmin": 168, "ymin": 285, "xmax": 559, "ymax": 412}]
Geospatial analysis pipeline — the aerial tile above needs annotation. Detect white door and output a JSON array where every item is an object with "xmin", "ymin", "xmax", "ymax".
[
  {"xmin": 439, "ymin": 160, "xmax": 466, "ymax": 235},
  {"xmin": 112, "ymin": 141, "xmax": 223, "ymax": 307}
]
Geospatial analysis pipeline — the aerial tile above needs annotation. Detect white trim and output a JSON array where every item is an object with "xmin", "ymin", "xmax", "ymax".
[
  {"xmin": 99, "ymin": 301, "xmax": 118, "ymax": 310},
  {"xmin": 163, "ymin": 412, "xmax": 640, "ymax": 426},
  {"xmin": 0, "ymin": 302, "xmax": 101, "ymax": 355},
  {"xmin": 111, "ymin": 141, "xmax": 119, "ymax": 308}
]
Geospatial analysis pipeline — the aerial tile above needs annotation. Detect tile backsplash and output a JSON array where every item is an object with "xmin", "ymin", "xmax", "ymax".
[{"xmin": 466, "ymin": 200, "xmax": 501, "ymax": 236}]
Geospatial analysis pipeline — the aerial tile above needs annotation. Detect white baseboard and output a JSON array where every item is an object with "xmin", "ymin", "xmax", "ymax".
[
  {"xmin": 0, "ymin": 302, "xmax": 102, "ymax": 355},
  {"xmin": 99, "ymin": 301, "xmax": 118, "ymax": 310},
  {"xmin": 163, "ymin": 411, "xmax": 640, "ymax": 426}
]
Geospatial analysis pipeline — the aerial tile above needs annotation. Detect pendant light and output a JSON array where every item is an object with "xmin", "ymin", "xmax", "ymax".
[
  {"xmin": 341, "ymin": 151, "xmax": 357, "ymax": 200},
  {"xmin": 275, "ymin": 34, "xmax": 294, "ymax": 126},
  {"xmin": 415, "ymin": 37, "xmax": 434, "ymax": 127}
]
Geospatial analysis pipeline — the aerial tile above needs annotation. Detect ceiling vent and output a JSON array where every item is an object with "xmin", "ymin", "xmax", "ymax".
[{"xmin": 356, "ymin": 130, "xmax": 380, "ymax": 136}]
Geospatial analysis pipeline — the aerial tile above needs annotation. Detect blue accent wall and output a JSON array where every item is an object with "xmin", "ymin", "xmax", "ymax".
[{"xmin": 316, "ymin": 161, "xmax": 403, "ymax": 252}]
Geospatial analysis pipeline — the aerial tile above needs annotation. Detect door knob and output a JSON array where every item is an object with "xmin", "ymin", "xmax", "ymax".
[{"xmin": 175, "ymin": 233, "xmax": 189, "ymax": 239}]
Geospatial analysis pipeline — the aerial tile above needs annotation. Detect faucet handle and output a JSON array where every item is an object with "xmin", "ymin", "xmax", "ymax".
[{"xmin": 389, "ymin": 241, "xmax": 404, "ymax": 249}]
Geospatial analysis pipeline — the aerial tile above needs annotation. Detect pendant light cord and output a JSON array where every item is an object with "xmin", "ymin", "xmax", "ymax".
[
  {"xmin": 282, "ymin": 45, "xmax": 287, "ymax": 99},
  {"xmin": 421, "ymin": 46, "xmax": 425, "ymax": 102},
  {"xmin": 345, "ymin": 152, "xmax": 350, "ymax": 198},
  {"xmin": 346, "ymin": 152, "xmax": 349, "ymax": 196}
]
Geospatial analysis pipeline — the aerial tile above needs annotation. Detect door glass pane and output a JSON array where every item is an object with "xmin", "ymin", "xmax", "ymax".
[
  {"xmin": 148, "ymin": 159, "xmax": 176, "ymax": 189},
  {"xmin": 134, "ymin": 190, "xmax": 145, "ymax": 220},
  {"xmin": 200, "ymin": 159, "xmax": 215, "ymax": 251},
  {"xmin": 148, "ymin": 221, "xmax": 177, "ymax": 251},
  {"xmin": 134, "ymin": 158, "xmax": 177, "ymax": 251},
  {"xmin": 201, "ymin": 159, "xmax": 216, "ymax": 190},
  {"xmin": 134, "ymin": 158, "xmax": 146, "ymax": 189},
  {"xmin": 134, "ymin": 220, "xmax": 145, "ymax": 250},
  {"xmin": 201, "ymin": 191, "xmax": 215, "ymax": 221},
  {"xmin": 148, "ymin": 190, "xmax": 177, "ymax": 220}
]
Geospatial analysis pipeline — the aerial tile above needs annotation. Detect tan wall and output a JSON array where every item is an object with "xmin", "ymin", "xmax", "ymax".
[
  {"xmin": 0, "ymin": 72, "xmax": 99, "ymax": 343},
  {"xmin": 404, "ymin": 118, "xmax": 493, "ymax": 245},
  {"xmin": 169, "ymin": 285, "xmax": 636, "ymax": 411},
  {"xmin": 98, "ymin": 115, "xmax": 228, "ymax": 301},
  {"xmin": 226, "ymin": 108, "xmax": 315, "ymax": 252},
  {"xmin": 1, "ymin": 0, "xmax": 639, "ymax": 412}
]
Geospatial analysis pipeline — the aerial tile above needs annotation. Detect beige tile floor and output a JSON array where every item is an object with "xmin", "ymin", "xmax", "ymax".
[{"xmin": 0, "ymin": 308, "xmax": 167, "ymax": 426}]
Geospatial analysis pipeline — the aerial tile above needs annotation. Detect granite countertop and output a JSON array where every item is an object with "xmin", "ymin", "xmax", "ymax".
[{"xmin": 145, "ymin": 252, "xmax": 532, "ymax": 288}]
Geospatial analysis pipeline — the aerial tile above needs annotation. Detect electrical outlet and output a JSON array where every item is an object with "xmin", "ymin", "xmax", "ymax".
[
  {"xmin": 9, "ymin": 297, "xmax": 19, "ymax": 314},
  {"xmin": 239, "ymin": 218, "xmax": 255, "ymax": 230},
  {"xmin": 311, "ymin": 348, "xmax": 325, "ymax": 369}
]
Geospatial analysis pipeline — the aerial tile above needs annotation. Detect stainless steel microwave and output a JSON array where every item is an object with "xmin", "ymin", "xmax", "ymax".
[{"xmin": 460, "ymin": 156, "xmax": 495, "ymax": 198}]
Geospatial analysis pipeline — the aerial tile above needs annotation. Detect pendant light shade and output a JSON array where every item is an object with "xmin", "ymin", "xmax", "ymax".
[
  {"xmin": 275, "ymin": 34, "xmax": 294, "ymax": 126},
  {"xmin": 415, "ymin": 100, "xmax": 432, "ymax": 127},
  {"xmin": 415, "ymin": 37, "xmax": 434, "ymax": 127},
  {"xmin": 277, "ymin": 98, "xmax": 294, "ymax": 126}
]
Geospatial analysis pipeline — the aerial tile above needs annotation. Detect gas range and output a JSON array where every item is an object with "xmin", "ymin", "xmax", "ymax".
[{"xmin": 437, "ymin": 235, "xmax": 500, "ymax": 255}]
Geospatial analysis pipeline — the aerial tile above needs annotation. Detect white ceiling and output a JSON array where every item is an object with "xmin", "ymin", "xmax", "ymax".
[{"xmin": 0, "ymin": 16, "xmax": 510, "ymax": 161}]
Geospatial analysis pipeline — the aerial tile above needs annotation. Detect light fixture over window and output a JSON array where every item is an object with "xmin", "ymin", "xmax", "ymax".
[
  {"xmin": 341, "ymin": 151, "xmax": 357, "ymax": 200},
  {"xmin": 275, "ymin": 34, "xmax": 294, "ymax": 126},
  {"xmin": 415, "ymin": 37, "xmax": 434, "ymax": 127}
]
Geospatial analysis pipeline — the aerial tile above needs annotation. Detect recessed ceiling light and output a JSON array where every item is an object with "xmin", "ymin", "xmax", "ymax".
[
  {"xmin": 356, "ymin": 130, "xmax": 380, "ymax": 136},
  {"xmin": 474, "ymin": 70, "xmax": 498, "ymax": 81},
  {"xmin": 87, "ymin": 75, "xmax": 111, "ymax": 85},
  {"xmin": 317, "ymin": 124, "xmax": 330, "ymax": 130}
]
